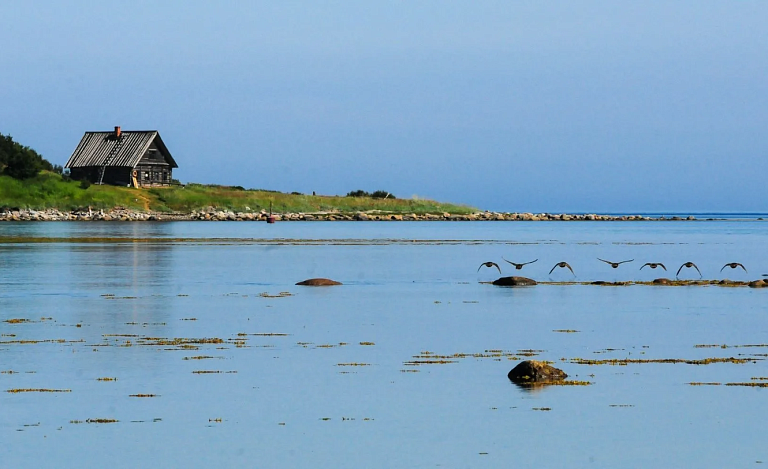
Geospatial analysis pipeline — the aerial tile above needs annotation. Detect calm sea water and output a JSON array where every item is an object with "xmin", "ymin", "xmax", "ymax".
[{"xmin": 1, "ymin": 220, "xmax": 767, "ymax": 468}]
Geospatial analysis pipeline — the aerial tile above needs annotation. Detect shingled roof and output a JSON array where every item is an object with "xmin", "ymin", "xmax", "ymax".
[{"xmin": 65, "ymin": 130, "xmax": 178, "ymax": 169}]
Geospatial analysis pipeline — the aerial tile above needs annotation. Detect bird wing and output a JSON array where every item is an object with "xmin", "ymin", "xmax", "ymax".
[
  {"xmin": 597, "ymin": 258, "xmax": 611, "ymax": 265},
  {"xmin": 618, "ymin": 259, "xmax": 634, "ymax": 265},
  {"xmin": 720, "ymin": 264, "xmax": 727, "ymax": 273},
  {"xmin": 502, "ymin": 257, "xmax": 517, "ymax": 266},
  {"xmin": 659, "ymin": 263, "xmax": 667, "ymax": 271},
  {"xmin": 640, "ymin": 263, "xmax": 649, "ymax": 270},
  {"xmin": 477, "ymin": 264, "xmax": 484, "ymax": 272},
  {"xmin": 676, "ymin": 264, "xmax": 684, "ymax": 277},
  {"xmin": 549, "ymin": 264, "xmax": 558, "ymax": 275},
  {"xmin": 565, "ymin": 263, "xmax": 575, "ymax": 275},
  {"xmin": 492, "ymin": 262, "xmax": 501, "ymax": 274},
  {"xmin": 691, "ymin": 263, "xmax": 702, "ymax": 277},
  {"xmin": 737, "ymin": 263, "xmax": 747, "ymax": 273},
  {"xmin": 523, "ymin": 259, "xmax": 538, "ymax": 265}
]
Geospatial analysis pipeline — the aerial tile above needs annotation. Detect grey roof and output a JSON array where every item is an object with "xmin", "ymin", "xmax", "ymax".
[{"xmin": 65, "ymin": 131, "xmax": 178, "ymax": 169}]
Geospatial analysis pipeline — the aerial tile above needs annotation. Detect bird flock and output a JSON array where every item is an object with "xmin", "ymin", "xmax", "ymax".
[{"xmin": 478, "ymin": 258, "xmax": 748, "ymax": 279}]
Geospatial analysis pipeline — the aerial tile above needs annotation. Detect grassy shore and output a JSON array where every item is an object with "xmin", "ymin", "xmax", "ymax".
[{"xmin": 0, "ymin": 172, "xmax": 476, "ymax": 214}]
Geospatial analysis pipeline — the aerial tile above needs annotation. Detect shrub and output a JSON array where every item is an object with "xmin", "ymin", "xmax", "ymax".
[
  {"xmin": 346, "ymin": 189, "xmax": 395, "ymax": 199},
  {"xmin": 371, "ymin": 190, "xmax": 395, "ymax": 199},
  {"xmin": 0, "ymin": 133, "xmax": 54, "ymax": 179},
  {"xmin": 346, "ymin": 190, "xmax": 369, "ymax": 198},
  {"xmin": 79, "ymin": 179, "xmax": 91, "ymax": 190}
]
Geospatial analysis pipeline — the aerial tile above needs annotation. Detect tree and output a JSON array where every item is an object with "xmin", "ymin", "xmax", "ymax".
[{"xmin": 0, "ymin": 133, "xmax": 53, "ymax": 179}]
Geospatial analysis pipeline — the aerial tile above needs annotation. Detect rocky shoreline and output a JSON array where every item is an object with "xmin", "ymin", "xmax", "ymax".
[{"xmin": 0, "ymin": 207, "xmax": 722, "ymax": 222}]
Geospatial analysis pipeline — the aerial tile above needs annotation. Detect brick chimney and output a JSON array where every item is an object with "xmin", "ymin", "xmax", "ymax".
[{"xmin": 114, "ymin": 126, "xmax": 122, "ymax": 138}]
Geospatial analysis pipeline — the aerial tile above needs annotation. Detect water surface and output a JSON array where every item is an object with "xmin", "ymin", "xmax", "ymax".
[{"xmin": 1, "ymin": 221, "xmax": 767, "ymax": 468}]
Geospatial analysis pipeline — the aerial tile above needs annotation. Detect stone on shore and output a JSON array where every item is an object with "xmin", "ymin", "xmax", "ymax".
[
  {"xmin": 508, "ymin": 360, "xmax": 567, "ymax": 383},
  {"xmin": 748, "ymin": 279, "xmax": 767, "ymax": 288},
  {"xmin": 492, "ymin": 276, "xmax": 537, "ymax": 286},
  {"xmin": 295, "ymin": 278, "xmax": 343, "ymax": 286}
]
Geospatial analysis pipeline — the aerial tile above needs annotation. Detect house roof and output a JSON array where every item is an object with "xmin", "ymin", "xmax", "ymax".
[{"xmin": 65, "ymin": 131, "xmax": 178, "ymax": 169}]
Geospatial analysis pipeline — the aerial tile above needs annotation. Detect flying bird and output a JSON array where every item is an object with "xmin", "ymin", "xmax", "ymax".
[
  {"xmin": 549, "ymin": 262, "xmax": 575, "ymax": 276},
  {"xmin": 676, "ymin": 262, "xmax": 702, "ymax": 279},
  {"xmin": 597, "ymin": 258, "xmax": 634, "ymax": 268},
  {"xmin": 478, "ymin": 262, "xmax": 501, "ymax": 274},
  {"xmin": 502, "ymin": 257, "xmax": 538, "ymax": 270},
  {"xmin": 720, "ymin": 263, "xmax": 747, "ymax": 273},
  {"xmin": 640, "ymin": 263, "xmax": 667, "ymax": 271}
]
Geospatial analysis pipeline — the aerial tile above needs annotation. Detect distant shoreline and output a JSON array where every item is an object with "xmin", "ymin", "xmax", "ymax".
[{"xmin": 2, "ymin": 208, "xmax": 764, "ymax": 222}]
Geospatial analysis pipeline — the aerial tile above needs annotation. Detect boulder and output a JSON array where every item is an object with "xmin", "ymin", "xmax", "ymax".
[
  {"xmin": 295, "ymin": 278, "xmax": 342, "ymax": 286},
  {"xmin": 508, "ymin": 360, "xmax": 567, "ymax": 384},
  {"xmin": 652, "ymin": 278, "xmax": 672, "ymax": 285},
  {"xmin": 748, "ymin": 279, "xmax": 767, "ymax": 288},
  {"xmin": 492, "ymin": 276, "xmax": 537, "ymax": 286}
]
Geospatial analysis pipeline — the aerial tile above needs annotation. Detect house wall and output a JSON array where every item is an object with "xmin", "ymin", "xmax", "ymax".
[
  {"xmin": 135, "ymin": 143, "xmax": 173, "ymax": 186},
  {"xmin": 71, "ymin": 166, "xmax": 133, "ymax": 186}
]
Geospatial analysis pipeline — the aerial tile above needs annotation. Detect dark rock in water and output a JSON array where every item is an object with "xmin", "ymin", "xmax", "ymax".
[
  {"xmin": 591, "ymin": 280, "xmax": 608, "ymax": 285},
  {"xmin": 508, "ymin": 360, "xmax": 567, "ymax": 383},
  {"xmin": 492, "ymin": 276, "xmax": 537, "ymax": 286},
  {"xmin": 748, "ymin": 279, "xmax": 767, "ymax": 288},
  {"xmin": 295, "ymin": 278, "xmax": 342, "ymax": 286},
  {"xmin": 653, "ymin": 278, "xmax": 671, "ymax": 285},
  {"xmin": 718, "ymin": 279, "xmax": 745, "ymax": 286}
]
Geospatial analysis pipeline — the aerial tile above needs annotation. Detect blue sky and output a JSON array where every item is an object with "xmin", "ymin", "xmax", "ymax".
[{"xmin": 1, "ymin": 1, "xmax": 766, "ymax": 212}]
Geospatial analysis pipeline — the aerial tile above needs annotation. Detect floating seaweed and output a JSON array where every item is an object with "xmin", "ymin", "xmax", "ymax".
[
  {"xmin": 6, "ymin": 388, "xmax": 71, "ymax": 393},
  {"xmin": 258, "ymin": 291, "xmax": 293, "ymax": 298},
  {"xmin": 572, "ymin": 357, "xmax": 756, "ymax": 366},
  {"xmin": 3, "ymin": 319, "xmax": 31, "ymax": 324}
]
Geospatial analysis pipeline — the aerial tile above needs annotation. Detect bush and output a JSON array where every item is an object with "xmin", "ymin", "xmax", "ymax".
[
  {"xmin": 0, "ymin": 133, "xmax": 54, "ymax": 180},
  {"xmin": 346, "ymin": 190, "xmax": 370, "ymax": 197},
  {"xmin": 371, "ymin": 190, "xmax": 394, "ymax": 199},
  {"xmin": 346, "ymin": 189, "xmax": 395, "ymax": 199},
  {"xmin": 79, "ymin": 179, "xmax": 91, "ymax": 190}
]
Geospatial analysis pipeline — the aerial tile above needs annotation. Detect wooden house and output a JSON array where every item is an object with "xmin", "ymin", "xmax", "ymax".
[{"xmin": 65, "ymin": 127, "xmax": 178, "ymax": 187}]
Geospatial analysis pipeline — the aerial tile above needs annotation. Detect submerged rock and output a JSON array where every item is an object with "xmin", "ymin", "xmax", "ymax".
[
  {"xmin": 748, "ymin": 279, "xmax": 767, "ymax": 288},
  {"xmin": 295, "ymin": 278, "xmax": 342, "ymax": 286},
  {"xmin": 652, "ymin": 278, "xmax": 672, "ymax": 285},
  {"xmin": 492, "ymin": 276, "xmax": 537, "ymax": 286},
  {"xmin": 507, "ymin": 360, "xmax": 567, "ymax": 384}
]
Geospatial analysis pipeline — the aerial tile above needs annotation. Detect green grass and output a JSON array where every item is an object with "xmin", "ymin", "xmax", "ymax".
[
  {"xmin": 0, "ymin": 172, "xmax": 146, "ymax": 210},
  {"xmin": 0, "ymin": 172, "xmax": 476, "ymax": 214}
]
